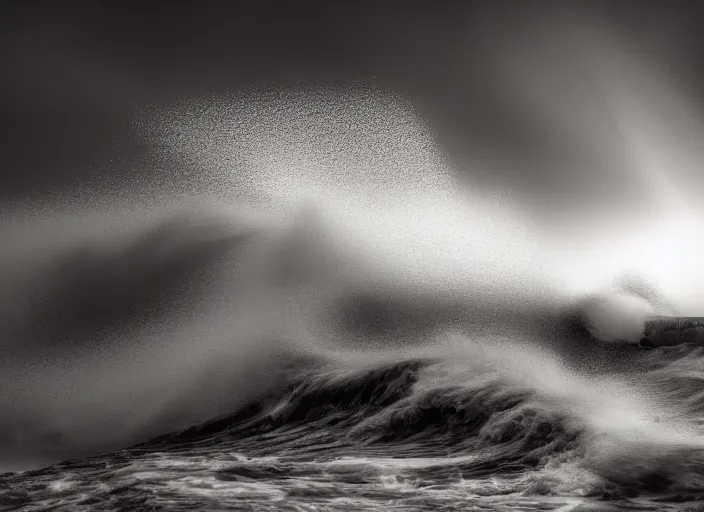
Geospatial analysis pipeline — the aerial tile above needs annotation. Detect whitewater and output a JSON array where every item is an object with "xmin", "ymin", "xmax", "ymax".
[{"xmin": 2, "ymin": 18, "xmax": 704, "ymax": 512}]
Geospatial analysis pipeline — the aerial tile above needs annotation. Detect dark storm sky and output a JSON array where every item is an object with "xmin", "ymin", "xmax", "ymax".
[{"xmin": 1, "ymin": 1, "xmax": 703, "ymax": 202}]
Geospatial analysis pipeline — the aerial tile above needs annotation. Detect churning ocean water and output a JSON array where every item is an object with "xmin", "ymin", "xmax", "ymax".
[{"xmin": 2, "ymin": 11, "xmax": 704, "ymax": 512}]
